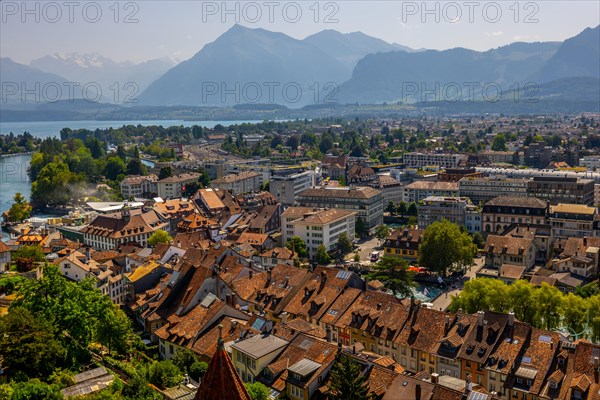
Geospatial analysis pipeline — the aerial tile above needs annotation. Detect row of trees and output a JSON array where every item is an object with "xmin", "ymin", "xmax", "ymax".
[{"xmin": 450, "ymin": 278, "xmax": 600, "ymax": 341}]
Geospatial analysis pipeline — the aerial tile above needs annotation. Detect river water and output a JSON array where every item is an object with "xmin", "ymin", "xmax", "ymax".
[{"xmin": 0, "ymin": 119, "xmax": 268, "ymax": 220}]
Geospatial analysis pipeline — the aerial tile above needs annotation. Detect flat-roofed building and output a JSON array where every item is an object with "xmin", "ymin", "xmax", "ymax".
[
  {"xmin": 296, "ymin": 186, "xmax": 383, "ymax": 232},
  {"xmin": 403, "ymin": 152, "xmax": 466, "ymax": 169},
  {"xmin": 549, "ymin": 203, "xmax": 597, "ymax": 239},
  {"xmin": 402, "ymin": 181, "xmax": 459, "ymax": 203},
  {"xmin": 482, "ymin": 196, "xmax": 548, "ymax": 235},
  {"xmin": 211, "ymin": 171, "xmax": 261, "ymax": 195},
  {"xmin": 281, "ymin": 207, "xmax": 356, "ymax": 259},
  {"xmin": 270, "ymin": 170, "xmax": 315, "ymax": 205},
  {"xmin": 418, "ymin": 196, "xmax": 471, "ymax": 230},
  {"xmin": 458, "ymin": 177, "xmax": 529, "ymax": 205},
  {"xmin": 526, "ymin": 176, "xmax": 595, "ymax": 205},
  {"xmin": 367, "ymin": 175, "xmax": 403, "ymax": 205}
]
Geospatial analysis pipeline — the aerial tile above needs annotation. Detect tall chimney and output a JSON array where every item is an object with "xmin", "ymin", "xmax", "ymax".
[
  {"xmin": 85, "ymin": 246, "xmax": 91, "ymax": 263},
  {"xmin": 444, "ymin": 315, "xmax": 450, "ymax": 334},
  {"xmin": 508, "ymin": 312, "xmax": 515, "ymax": 327},
  {"xmin": 326, "ymin": 325, "xmax": 332, "ymax": 342},
  {"xmin": 431, "ymin": 373, "xmax": 439, "ymax": 384},
  {"xmin": 415, "ymin": 383, "xmax": 421, "ymax": 400}
]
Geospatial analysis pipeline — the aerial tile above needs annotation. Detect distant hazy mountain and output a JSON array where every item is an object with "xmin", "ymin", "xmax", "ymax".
[
  {"xmin": 0, "ymin": 58, "xmax": 72, "ymax": 106},
  {"xmin": 30, "ymin": 53, "xmax": 176, "ymax": 104},
  {"xmin": 337, "ymin": 41, "xmax": 561, "ymax": 103},
  {"xmin": 138, "ymin": 25, "xmax": 418, "ymax": 107},
  {"xmin": 138, "ymin": 25, "xmax": 353, "ymax": 106},
  {"xmin": 303, "ymin": 29, "xmax": 414, "ymax": 66},
  {"xmin": 532, "ymin": 26, "xmax": 600, "ymax": 83}
]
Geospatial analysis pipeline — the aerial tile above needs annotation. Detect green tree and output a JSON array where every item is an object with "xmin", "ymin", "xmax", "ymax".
[
  {"xmin": 172, "ymin": 348, "xmax": 197, "ymax": 374},
  {"xmin": 149, "ymin": 361, "xmax": 183, "ymax": 389},
  {"xmin": 375, "ymin": 224, "xmax": 391, "ymax": 244},
  {"xmin": 147, "ymin": 230, "xmax": 172, "ymax": 246},
  {"xmin": 368, "ymin": 256, "xmax": 415, "ymax": 298},
  {"xmin": 397, "ymin": 202, "xmax": 408, "ymax": 215},
  {"xmin": 337, "ymin": 232, "xmax": 354, "ymax": 255},
  {"xmin": 9, "ymin": 379, "xmax": 63, "ymax": 400},
  {"xmin": 126, "ymin": 158, "xmax": 147, "ymax": 176},
  {"xmin": 104, "ymin": 157, "xmax": 126, "ymax": 181},
  {"xmin": 355, "ymin": 217, "xmax": 368, "ymax": 238},
  {"xmin": 244, "ymin": 382, "xmax": 269, "ymax": 400},
  {"xmin": 95, "ymin": 304, "xmax": 132, "ymax": 355},
  {"xmin": 286, "ymin": 236, "xmax": 308, "ymax": 259},
  {"xmin": 328, "ymin": 355, "xmax": 370, "ymax": 400},
  {"xmin": 507, "ymin": 280, "xmax": 536, "ymax": 324},
  {"xmin": 406, "ymin": 202, "xmax": 418, "ymax": 216},
  {"xmin": 561, "ymin": 292, "xmax": 587, "ymax": 335},
  {"xmin": 31, "ymin": 160, "xmax": 79, "ymax": 206},
  {"xmin": 418, "ymin": 220, "xmax": 477, "ymax": 277},
  {"xmin": 122, "ymin": 376, "xmax": 160, "ymax": 400},
  {"xmin": 491, "ymin": 133, "xmax": 507, "ymax": 151},
  {"xmin": 188, "ymin": 361, "xmax": 208, "ymax": 381},
  {"xmin": 385, "ymin": 201, "xmax": 396, "ymax": 214},
  {"xmin": 0, "ymin": 308, "xmax": 66, "ymax": 378},
  {"xmin": 472, "ymin": 231, "xmax": 485, "ymax": 248},
  {"xmin": 158, "ymin": 167, "xmax": 172, "ymax": 180},
  {"xmin": 533, "ymin": 283, "xmax": 563, "ymax": 330},
  {"xmin": 315, "ymin": 244, "xmax": 331, "ymax": 265},
  {"xmin": 8, "ymin": 192, "xmax": 32, "ymax": 222},
  {"xmin": 12, "ymin": 245, "xmax": 45, "ymax": 262}
]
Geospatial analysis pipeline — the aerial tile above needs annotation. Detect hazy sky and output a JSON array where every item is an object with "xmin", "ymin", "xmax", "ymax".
[{"xmin": 2, "ymin": 1, "xmax": 599, "ymax": 64}]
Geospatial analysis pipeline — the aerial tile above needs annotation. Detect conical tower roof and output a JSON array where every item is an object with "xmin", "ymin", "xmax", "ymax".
[{"xmin": 195, "ymin": 325, "xmax": 252, "ymax": 400}]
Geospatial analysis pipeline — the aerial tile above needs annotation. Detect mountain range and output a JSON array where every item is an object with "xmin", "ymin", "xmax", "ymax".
[{"xmin": 1, "ymin": 25, "xmax": 598, "ymax": 112}]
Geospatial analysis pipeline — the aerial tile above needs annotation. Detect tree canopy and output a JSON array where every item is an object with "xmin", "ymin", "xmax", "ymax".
[
  {"xmin": 368, "ymin": 256, "xmax": 415, "ymax": 298},
  {"xmin": 315, "ymin": 244, "xmax": 331, "ymax": 265},
  {"xmin": 147, "ymin": 230, "xmax": 172, "ymax": 246},
  {"xmin": 286, "ymin": 236, "xmax": 308, "ymax": 259},
  {"xmin": 7, "ymin": 192, "xmax": 32, "ymax": 222},
  {"xmin": 337, "ymin": 232, "xmax": 354, "ymax": 255},
  {"xmin": 328, "ymin": 355, "xmax": 370, "ymax": 400},
  {"xmin": 418, "ymin": 220, "xmax": 476, "ymax": 277}
]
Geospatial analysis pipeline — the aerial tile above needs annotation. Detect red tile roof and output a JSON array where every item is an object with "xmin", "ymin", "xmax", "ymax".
[{"xmin": 195, "ymin": 326, "xmax": 252, "ymax": 400}]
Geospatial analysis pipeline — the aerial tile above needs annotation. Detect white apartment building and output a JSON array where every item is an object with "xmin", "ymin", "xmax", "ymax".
[
  {"xmin": 270, "ymin": 170, "xmax": 315, "ymax": 205},
  {"xmin": 403, "ymin": 152, "xmax": 466, "ymax": 169},
  {"xmin": 402, "ymin": 181, "xmax": 459, "ymax": 203},
  {"xmin": 281, "ymin": 207, "xmax": 356, "ymax": 259},
  {"xmin": 157, "ymin": 173, "xmax": 201, "ymax": 199},
  {"xmin": 120, "ymin": 174, "xmax": 158, "ymax": 198},
  {"xmin": 210, "ymin": 171, "xmax": 261, "ymax": 195},
  {"xmin": 296, "ymin": 186, "xmax": 383, "ymax": 232}
]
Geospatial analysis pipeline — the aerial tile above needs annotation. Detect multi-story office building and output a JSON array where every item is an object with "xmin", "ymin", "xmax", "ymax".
[
  {"xmin": 403, "ymin": 152, "xmax": 466, "ymax": 169},
  {"xmin": 296, "ymin": 186, "xmax": 383, "ymax": 232},
  {"xmin": 367, "ymin": 175, "xmax": 403, "ymax": 205},
  {"xmin": 549, "ymin": 203, "xmax": 597, "ymax": 239},
  {"xmin": 280, "ymin": 207, "xmax": 356, "ymax": 259},
  {"xmin": 402, "ymin": 181, "xmax": 459, "ymax": 203},
  {"xmin": 211, "ymin": 171, "xmax": 261, "ymax": 195},
  {"xmin": 459, "ymin": 177, "xmax": 529, "ymax": 205},
  {"xmin": 417, "ymin": 196, "xmax": 471, "ymax": 230},
  {"xmin": 270, "ymin": 170, "xmax": 315, "ymax": 206},
  {"xmin": 526, "ymin": 176, "xmax": 595, "ymax": 205},
  {"xmin": 482, "ymin": 196, "xmax": 548, "ymax": 235}
]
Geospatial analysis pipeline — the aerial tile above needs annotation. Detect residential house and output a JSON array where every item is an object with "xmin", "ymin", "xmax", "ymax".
[
  {"xmin": 231, "ymin": 334, "xmax": 289, "ymax": 384},
  {"xmin": 0, "ymin": 241, "xmax": 10, "ymax": 272},
  {"xmin": 483, "ymin": 235, "xmax": 536, "ymax": 270},
  {"xmin": 383, "ymin": 228, "xmax": 422, "ymax": 261},
  {"xmin": 549, "ymin": 203, "xmax": 597, "ymax": 239}
]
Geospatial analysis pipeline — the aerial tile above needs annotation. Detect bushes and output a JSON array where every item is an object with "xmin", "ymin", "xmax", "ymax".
[{"xmin": 148, "ymin": 361, "xmax": 183, "ymax": 390}]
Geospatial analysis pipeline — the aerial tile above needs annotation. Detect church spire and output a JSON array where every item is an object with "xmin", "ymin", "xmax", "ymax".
[{"xmin": 195, "ymin": 324, "xmax": 252, "ymax": 400}]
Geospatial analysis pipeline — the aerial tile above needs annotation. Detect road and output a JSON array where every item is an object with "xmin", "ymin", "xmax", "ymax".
[
  {"xmin": 431, "ymin": 256, "xmax": 484, "ymax": 311},
  {"xmin": 349, "ymin": 236, "xmax": 381, "ymax": 262}
]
